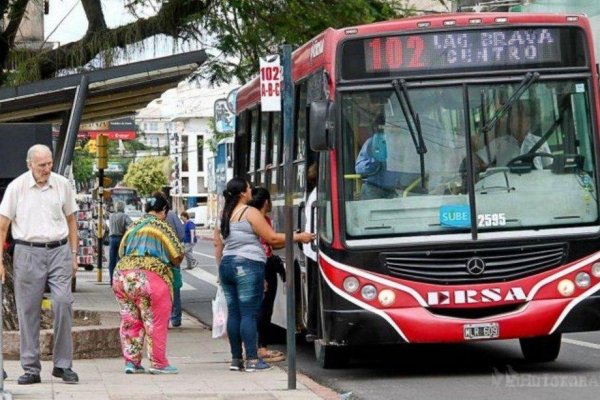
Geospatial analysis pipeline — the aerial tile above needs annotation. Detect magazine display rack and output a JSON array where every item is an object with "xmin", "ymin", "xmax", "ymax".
[{"xmin": 76, "ymin": 197, "xmax": 95, "ymax": 271}]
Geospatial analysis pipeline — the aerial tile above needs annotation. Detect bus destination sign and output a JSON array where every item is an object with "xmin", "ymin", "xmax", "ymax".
[
  {"xmin": 341, "ymin": 27, "xmax": 586, "ymax": 79},
  {"xmin": 366, "ymin": 28, "xmax": 560, "ymax": 72}
]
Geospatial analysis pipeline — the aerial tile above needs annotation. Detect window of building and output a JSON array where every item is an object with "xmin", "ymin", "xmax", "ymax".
[
  {"xmin": 197, "ymin": 135, "xmax": 204, "ymax": 172},
  {"xmin": 182, "ymin": 135, "xmax": 189, "ymax": 172}
]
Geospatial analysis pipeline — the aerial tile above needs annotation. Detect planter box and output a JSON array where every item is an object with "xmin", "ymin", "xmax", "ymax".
[{"xmin": 2, "ymin": 310, "xmax": 121, "ymax": 360}]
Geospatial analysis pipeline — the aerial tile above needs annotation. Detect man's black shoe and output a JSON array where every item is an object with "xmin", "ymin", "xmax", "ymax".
[
  {"xmin": 17, "ymin": 373, "xmax": 41, "ymax": 385},
  {"xmin": 2, "ymin": 369, "xmax": 6, "ymax": 380},
  {"xmin": 52, "ymin": 367, "xmax": 79, "ymax": 384}
]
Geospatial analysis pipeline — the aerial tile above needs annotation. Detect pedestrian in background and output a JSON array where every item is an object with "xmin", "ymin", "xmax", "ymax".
[
  {"xmin": 164, "ymin": 205, "xmax": 185, "ymax": 328},
  {"xmin": 214, "ymin": 177, "xmax": 314, "ymax": 372},
  {"xmin": 0, "ymin": 144, "xmax": 80, "ymax": 385},
  {"xmin": 113, "ymin": 192, "xmax": 184, "ymax": 374},
  {"xmin": 108, "ymin": 201, "xmax": 132, "ymax": 285},
  {"xmin": 180, "ymin": 211, "xmax": 198, "ymax": 270},
  {"xmin": 248, "ymin": 187, "xmax": 286, "ymax": 363}
]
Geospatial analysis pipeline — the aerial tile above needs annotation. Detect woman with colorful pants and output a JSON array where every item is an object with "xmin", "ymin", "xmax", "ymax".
[{"xmin": 113, "ymin": 192, "xmax": 184, "ymax": 374}]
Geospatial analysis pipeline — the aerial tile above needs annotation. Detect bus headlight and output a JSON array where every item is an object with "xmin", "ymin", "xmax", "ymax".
[
  {"xmin": 557, "ymin": 279, "xmax": 575, "ymax": 297},
  {"xmin": 575, "ymin": 272, "xmax": 591, "ymax": 289},
  {"xmin": 361, "ymin": 285, "xmax": 377, "ymax": 301},
  {"xmin": 592, "ymin": 262, "xmax": 600, "ymax": 278},
  {"xmin": 343, "ymin": 277, "xmax": 360, "ymax": 294},
  {"xmin": 378, "ymin": 289, "xmax": 396, "ymax": 307}
]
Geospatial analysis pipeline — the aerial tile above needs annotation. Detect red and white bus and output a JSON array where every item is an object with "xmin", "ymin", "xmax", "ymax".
[{"xmin": 234, "ymin": 12, "xmax": 600, "ymax": 368}]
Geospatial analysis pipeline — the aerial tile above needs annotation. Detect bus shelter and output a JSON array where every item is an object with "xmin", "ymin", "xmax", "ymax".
[{"xmin": 0, "ymin": 50, "xmax": 207, "ymax": 174}]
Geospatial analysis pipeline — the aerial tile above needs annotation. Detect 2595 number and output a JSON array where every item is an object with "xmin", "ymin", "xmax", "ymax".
[{"xmin": 477, "ymin": 213, "xmax": 506, "ymax": 227}]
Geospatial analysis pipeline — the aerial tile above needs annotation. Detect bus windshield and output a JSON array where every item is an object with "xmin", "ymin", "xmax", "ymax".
[
  {"xmin": 109, "ymin": 188, "xmax": 141, "ymax": 212},
  {"xmin": 342, "ymin": 79, "xmax": 598, "ymax": 238}
]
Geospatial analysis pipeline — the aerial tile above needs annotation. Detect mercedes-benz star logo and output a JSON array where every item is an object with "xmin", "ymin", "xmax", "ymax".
[{"xmin": 466, "ymin": 257, "xmax": 486, "ymax": 276}]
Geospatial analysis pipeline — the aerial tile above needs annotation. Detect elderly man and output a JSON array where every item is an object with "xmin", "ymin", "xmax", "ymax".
[{"xmin": 0, "ymin": 144, "xmax": 79, "ymax": 385}]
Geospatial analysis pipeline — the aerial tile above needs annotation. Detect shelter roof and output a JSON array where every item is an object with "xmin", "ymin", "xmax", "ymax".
[{"xmin": 0, "ymin": 50, "xmax": 207, "ymax": 123}]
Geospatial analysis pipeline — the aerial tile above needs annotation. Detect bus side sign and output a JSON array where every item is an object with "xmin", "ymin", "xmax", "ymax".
[{"xmin": 259, "ymin": 54, "xmax": 282, "ymax": 112}]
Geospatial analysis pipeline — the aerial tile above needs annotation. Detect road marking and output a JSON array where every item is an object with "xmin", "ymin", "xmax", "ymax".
[
  {"xmin": 181, "ymin": 281, "xmax": 196, "ymax": 291},
  {"xmin": 562, "ymin": 338, "xmax": 600, "ymax": 350},
  {"xmin": 193, "ymin": 250, "xmax": 215, "ymax": 259},
  {"xmin": 182, "ymin": 267, "xmax": 218, "ymax": 288}
]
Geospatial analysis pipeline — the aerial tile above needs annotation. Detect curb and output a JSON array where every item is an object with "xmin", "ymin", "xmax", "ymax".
[{"xmin": 297, "ymin": 371, "xmax": 342, "ymax": 400}]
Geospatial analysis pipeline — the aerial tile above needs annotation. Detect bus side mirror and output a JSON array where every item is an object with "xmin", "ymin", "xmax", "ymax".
[{"xmin": 309, "ymin": 100, "xmax": 335, "ymax": 151}]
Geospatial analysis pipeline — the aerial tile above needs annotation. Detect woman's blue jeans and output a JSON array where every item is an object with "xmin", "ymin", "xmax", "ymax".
[{"xmin": 218, "ymin": 255, "xmax": 265, "ymax": 360}]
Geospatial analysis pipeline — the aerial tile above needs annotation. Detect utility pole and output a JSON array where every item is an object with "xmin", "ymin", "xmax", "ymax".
[
  {"xmin": 96, "ymin": 134, "xmax": 108, "ymax": 283},
  {"xmin": 281, "ymin": 44, "xmax": 296, "ymax": 390}
]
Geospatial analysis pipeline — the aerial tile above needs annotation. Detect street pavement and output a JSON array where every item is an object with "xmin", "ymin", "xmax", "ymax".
[{"xmin": 1, "ymin": 268, "xmax": 339, "ymax": 400}]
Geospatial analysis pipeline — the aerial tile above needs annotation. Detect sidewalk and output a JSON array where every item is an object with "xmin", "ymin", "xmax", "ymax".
[{"xmin": 2, "ymin": 270, "xmax": 338, "ymax": 400}]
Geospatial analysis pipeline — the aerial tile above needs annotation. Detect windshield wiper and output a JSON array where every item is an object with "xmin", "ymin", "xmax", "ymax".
[
  {"xmin": 481, "ymin": 71, "xmax": 540, "ymax": 134},
  {"xmin": 392, "ymin": 79, "xmax": 427, "ymax": 188},
  {"xmin": 479, "ymin": 89, "xmax": 492, "ymax": 167},
  {"xmin": 528, "ymin": 94, "xmax": 570, "ymax": 154}
]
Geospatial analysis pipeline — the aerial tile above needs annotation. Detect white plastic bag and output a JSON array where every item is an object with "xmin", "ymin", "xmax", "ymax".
[{"xmin": 211, "ymin": 286, "xmax": 228, "ymax": 339}]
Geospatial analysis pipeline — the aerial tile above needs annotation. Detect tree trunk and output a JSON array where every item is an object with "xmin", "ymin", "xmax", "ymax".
[{"xmin": 2, "ymin": 252, "xmax": 18, "ymax": 331}]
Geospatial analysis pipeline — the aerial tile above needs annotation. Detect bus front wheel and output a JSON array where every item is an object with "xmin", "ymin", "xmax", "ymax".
[
  {"xmin": 314, "ymin": 339, "xmax": 348, "ymax": 369},
  {"xmin": 519, "ymin": 333, "xmax": 561, "ymax": 362}
]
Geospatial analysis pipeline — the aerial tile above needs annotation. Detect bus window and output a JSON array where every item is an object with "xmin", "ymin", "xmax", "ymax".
[
  {"xmin": 235, "ymin": 111, "xmax": 249, "ymax": 175},
  {"xmin": 468, "ymin": 80, "xmax": 597, "ymax": 228},
  {"xmin": 249, "ymin": 108, "xmax": 260, "ymax": 183},
  {"xmin": 318, "ymin": 151, "xmax": 333, "ymax": 244},
  {"xmin": 295, "ymin": 83, "xmax": 308, "ymax": 162},
  {"xmin": 294, "ymin": 82, "xmax": 308, "ymax": 193},
  {"xmin": 343, "ymin": 86, "xmax": 468, "ymax": 236},
  {"xmin": 270, "ymin": 112, "xmax": 282, "ymax": 193},
  {"xmin": 259, "ymin": 111, "xmax": 271, "ymax": 186}
]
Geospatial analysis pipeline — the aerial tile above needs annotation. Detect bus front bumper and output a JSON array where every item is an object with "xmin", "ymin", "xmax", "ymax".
[{"xmin": 321, "ymin": 288, "xmax": 600, "ymax": 346}]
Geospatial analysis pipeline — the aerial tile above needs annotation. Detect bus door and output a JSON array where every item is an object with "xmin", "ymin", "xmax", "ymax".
[{"xmin": 298, "ymin": 71, "xmax": 326, "ymax": 330}]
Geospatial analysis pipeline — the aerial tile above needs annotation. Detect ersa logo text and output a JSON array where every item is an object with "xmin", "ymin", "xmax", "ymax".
[{"xmin": 427, "ymin": 287, "xmax": 527, "ymax": 306}]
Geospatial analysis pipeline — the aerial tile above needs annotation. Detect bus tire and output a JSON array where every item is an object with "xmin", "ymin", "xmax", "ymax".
[
  {"xmin": 84, "ymin": 264, "xmax": 94, "ymax": 271},
  {"xmin": 519, "ymin": 333, "xmax": 561, "ymax": 362},
  {"xmin": 314, "ymin": 339, "xmax": 348, "ymax": 369}
]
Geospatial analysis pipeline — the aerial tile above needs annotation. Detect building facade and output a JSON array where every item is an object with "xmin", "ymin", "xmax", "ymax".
[{"xmin": 135, "ymin": 81, "xmax": 237, "ymax": 213}]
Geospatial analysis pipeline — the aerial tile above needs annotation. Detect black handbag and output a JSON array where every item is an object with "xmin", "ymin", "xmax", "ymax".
[{"xmin": 266, "ymin": 255, "xmax": 286, "ymax": 282}]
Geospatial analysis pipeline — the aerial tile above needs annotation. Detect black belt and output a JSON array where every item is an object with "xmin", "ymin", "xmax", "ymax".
[{"xmin": 14, "ymin": 238, "xmax": 68, "ymax": 249}]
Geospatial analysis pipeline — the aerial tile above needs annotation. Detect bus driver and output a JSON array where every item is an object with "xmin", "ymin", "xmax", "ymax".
[{"xmin": 476, "ymin": 101, "xmax": 552, "ymax": 171}]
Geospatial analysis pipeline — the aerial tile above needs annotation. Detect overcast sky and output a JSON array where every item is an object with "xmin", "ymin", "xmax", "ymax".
[
  {"xmin": 45, "ymin": 0, "xmax": 141, "ymax": 45},
  {"xmin": 44, "ymin": 0, "xmax": 203, "ymax": 63}
]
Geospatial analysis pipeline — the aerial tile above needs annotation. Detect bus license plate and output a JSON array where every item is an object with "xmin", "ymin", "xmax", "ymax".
[{"xmin": 463, "ymin": 322, "xmax": 499, "ymax": 340}]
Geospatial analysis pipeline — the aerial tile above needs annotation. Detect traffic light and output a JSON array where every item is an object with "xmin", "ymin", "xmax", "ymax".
[{"xmin": 96, "ymin": 134, "xmax": 108, "ymax": 169}]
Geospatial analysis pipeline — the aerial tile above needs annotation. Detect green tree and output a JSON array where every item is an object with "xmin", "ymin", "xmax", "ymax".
[
  {"xmin": 72, "ymin": 148, "xmax": 94, "ymax": 188},
  {"xmin": 123, "ymin": 156, "xmax": 170, "ymax": 196},
  {"xmin": 0, "ymin": 0, "xmax": 450, "ymax": 86},
  {"xmin": 200, "ymin": 0, "xmax": 399, "ymax": 83}
]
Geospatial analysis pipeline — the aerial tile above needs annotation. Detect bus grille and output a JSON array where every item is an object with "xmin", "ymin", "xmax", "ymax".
[{"xmin": 383, "ymin": 243, "xmax": 568, "ymax": 284}]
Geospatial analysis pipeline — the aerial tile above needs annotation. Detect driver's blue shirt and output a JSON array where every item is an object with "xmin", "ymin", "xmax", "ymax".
[{"xmin": 355, "ymin": 137, "xmax": 419, "ymax": 191}]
